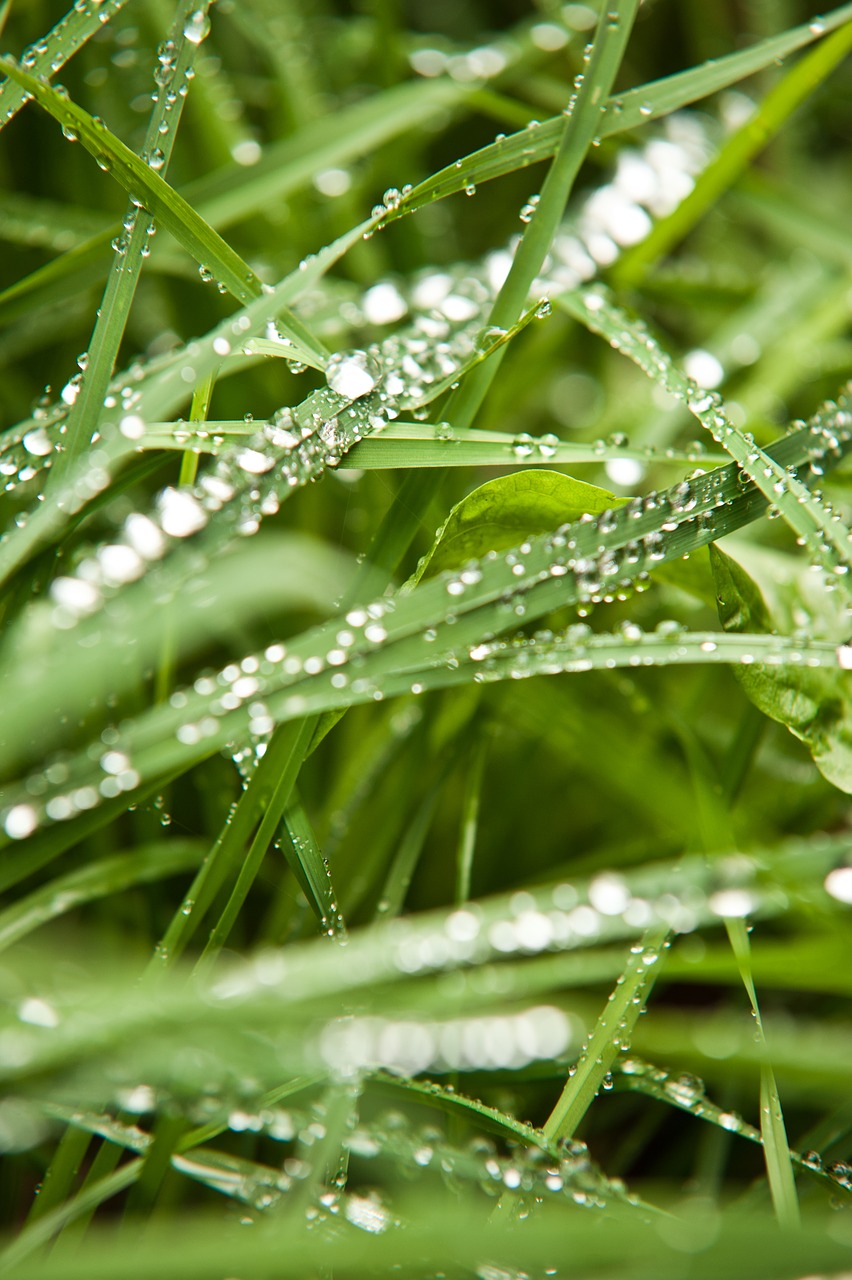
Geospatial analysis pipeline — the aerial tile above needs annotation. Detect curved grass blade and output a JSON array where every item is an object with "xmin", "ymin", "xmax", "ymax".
[
  {"xmin": 557, "ymin": 287, "xmax": 852, "ymax": 591},
  {"xmin": 615, "ymin": 1057, "xmax": 849, "ymax": 1193},
  {"xmin": 0, "ymin": 57, "xmax": 322, "ymax": 390},
  {"xmin": 379, "ymin": 5, "xmax": 852, "ymax": 224},
  {"xmin": 193, "ymin": 720, "xmax": 317, "ymax": 970},
  {"xmin": 726, "ymin": 917, "xmax": 800, "ymax": 1228},
  {"xmin": 616, "ymin": 18, "xmax": 852, "ymax": 284},
  {"xmin": 542, "ymin": 928, "xmax": 670, "ymax": 1144},
  {"xmin": 279, "ymin": 790, "xmax": 347, "ymax": 940},
  {"xmin": 0, "ymin": 57, "xmax": 267, "ymax": 307}
]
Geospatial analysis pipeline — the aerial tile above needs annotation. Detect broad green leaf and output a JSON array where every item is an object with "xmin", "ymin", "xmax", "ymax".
[
  {"xmin": 415, "ymin": 469, "xmax": 628, "ymax": 582},
  {"xmin": 711, "ymin": 544, "xmax": 852, "ymax": 793}
]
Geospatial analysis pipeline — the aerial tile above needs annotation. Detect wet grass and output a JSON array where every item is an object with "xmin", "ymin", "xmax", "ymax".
[{"xmin": 0, "ymin": 2, "xmax": 851, "ymax": 1276}]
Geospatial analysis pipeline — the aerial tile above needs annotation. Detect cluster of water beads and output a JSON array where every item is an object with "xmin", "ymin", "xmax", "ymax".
[
  {"xmin": 1, "ymin": 268, "xmax": 511, "ymax": 641},
  {"xmin": 344, "ymin": 1108, "xmax": 626, "ymax": 1212},
  {"xmin": 5, "ymin": 387, "xmax": 851, "ymax": 841},
  {"xmin": 0, "ymin": 106, "xmax": 716, "ymax": 503},
  {"xmin": 4, "ymin": 98, "xmax": 852, "ymax": 838},
  {"xmin": 616, "ymin": 1056, "xmax": 852, "ymax": 1193},
  {"xmin": 4, "ymin": 0, "xmax": 124, "ymax": 121}
]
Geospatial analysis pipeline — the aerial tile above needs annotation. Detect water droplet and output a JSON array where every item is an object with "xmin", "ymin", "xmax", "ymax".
[
  {"xmin": 157, "ymin": 487, "xmax": 208, "ymax": 537},
  {"xmin": 183, "ymin": 10, "xmax": 211, "ymax": 44},
  {"xmin": 3, "ymin": 804, "xmax": 38, "ymax": 840},
  {"xmin": 325, "ymin": 350, "xmax": 383, "ymax": 399},
  {"xmin": 824, "ymin": 865, "xmax": 852, "ymax": 904},
  {"xmin": 519, "ymin": 194, "xmax": 540, "ymax": 223}
]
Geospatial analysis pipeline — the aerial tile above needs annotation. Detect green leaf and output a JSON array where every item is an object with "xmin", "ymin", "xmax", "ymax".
[
  {"xmin": 710, "ymin": 544, "xmax": 852, "ymax": 793},
  {"xmin": 414, "ymin": 469, "xmax": 628, "ymax": 582}
]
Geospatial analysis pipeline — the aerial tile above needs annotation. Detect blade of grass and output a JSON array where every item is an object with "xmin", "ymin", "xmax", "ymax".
[
  {"xmin": 455, "ymin": 731, "xmax": 488, "ymax": 904},
  {"xmin": 446, "ymin": 0, "xmax": 642, "ymax": 432},
  {"xmin": 0, "ymin": 0, "xmax": 132, "ymax": 132},
  {"xmin": 615, "ymin": 18, "xmax": 852, "ymax": 284},
  {"xmin": 280, "ymin": 790, "xmax": 346, "ymax": 940},
  {"xmin": 0, "ymin": 839, "xmax": 204, "ymax": 953},
  {"xmin": 726, "ymin": 918, "xmax": 801, "ymax": 1228},
  {"xmin": 541, "ymin": 927, "xmax": 670, "ymax": 1144},
  {"xmin": 357, "ymin": 0, "xmax": 641, "ymax": 594},
  {"xmin": 151, "ymin": 717, "xmax": 314, "ymax": 972},
  {"xmin": 0, "ymin": 57, "xmax": 266, "ymax": 306},
  {"xmin": 155, "ymin": 366, "xmax": 218, "ymax": 704},
  {"xmin": 3, "ymin": 1162, "xmax": 141, "ymax": 1272},
  {"xmin": 381, "ymin": 4, "xmax": 852, "ymax": 223},
  {"xmin": 557, "ymin": 287, "xmax": 852, "ymax": 592},
  {"xmin": 46, "ymin": 0, "xmax": 214, "ymax": 494}
]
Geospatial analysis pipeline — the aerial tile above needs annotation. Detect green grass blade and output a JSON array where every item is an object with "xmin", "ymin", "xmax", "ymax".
[
  {"xmin": 0, "ymin": 0, "xmax": 132, "ymax": 131},
  {"xmin": 542, "ymin": 928, "xmax": 670, "ymax": 1143},
  {"xmin": 558, "ymin": 287, "xmax": 852, "ymax": 590},
  {"xmin": 280, "ymin": 790, "xmax": 347, "ymax": 939},
  {"xmin": 153, "ymin": 717, "xmax": 314, "ymax": 971},
  {"xmin": 455, "ymin": 732, "xmax": 488, "ymax": 904},
  {"xmin": 726, "ymin": 917, "xmax": 801, "ymax": 1228},
  {"xmin": 381, "ymin": 5, "xmax": 852, "ymax": 222},
  {"xmin": 446, "ymin": 0, "xmax": 641, "ymax": 433},
  {"xmin": 2, "ymin": 1163, "xmax": 141, "ymax": 1271},
  {"xmin": 195, "ymin": 719, "xmax": 317, "ymax": 967},
  {"xmin": 46, "ymin": 0, "xmax": 214, "ymax": 493},
  {"xmin": 0, "ymin": 56, "xmax": 266, "ymax": 305},
  {"xmin": 616, "ymin": 18, "xmax": 852, "ymax": 283},
  {"xmin": 143, "ymin": 419, "xmax": 727, "ymax": 469},
  {"xmin": 0, "ymin": 839, "xmax": 204, "ymax": 953}
]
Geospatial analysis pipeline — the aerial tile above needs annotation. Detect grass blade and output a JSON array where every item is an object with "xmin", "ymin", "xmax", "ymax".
[
  {"xmin": 0, "ymin": 0, "xmax": 132, "ymax": 131},
  {"xmin": 615, "ymin": 18, "xmax": 852, "ymax": 283}
]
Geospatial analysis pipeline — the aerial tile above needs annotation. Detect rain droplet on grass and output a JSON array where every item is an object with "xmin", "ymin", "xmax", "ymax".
[
  {"xmin": 183, "ymin": 9, "xmax": 211, "ymax": 44},
  {"xmin": 325, "ymin": 350, "xmax": 383, "ymax": 399}
]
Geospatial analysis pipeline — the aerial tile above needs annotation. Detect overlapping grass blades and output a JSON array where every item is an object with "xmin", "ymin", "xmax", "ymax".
[{"xmin": 1, "ymin": 0, "xmax": 851, "ymax": 1274}]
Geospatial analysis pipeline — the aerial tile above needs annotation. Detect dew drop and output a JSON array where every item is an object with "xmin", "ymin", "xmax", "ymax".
[
  {"xmin": 183, "ymin": 9, "xmax": 211, "ymax": 44},
  {"xmin": 325, "ymin": 350, "xmax": 383, "ymax": 399}
]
